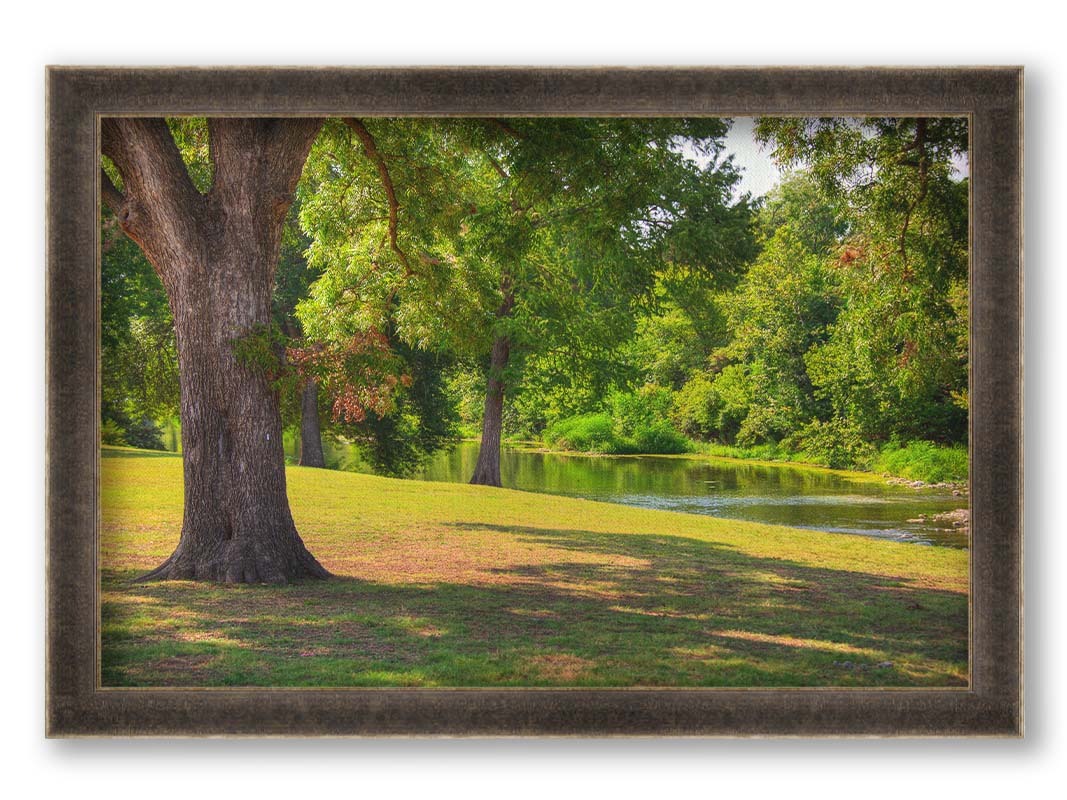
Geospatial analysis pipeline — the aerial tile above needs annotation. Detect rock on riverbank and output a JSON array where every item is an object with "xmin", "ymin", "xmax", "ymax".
[
  {"xmin": 907, "ymin": 507, "xmax": 970, "ymax": 537},
  {"xmin": 884, "ymin": 476, "xmax": 968, "ymax": 495}
]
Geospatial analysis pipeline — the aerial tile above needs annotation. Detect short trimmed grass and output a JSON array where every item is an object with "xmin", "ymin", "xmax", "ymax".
[{"xmin": 101, "ymin": 447, "xmax": 968, "ymax": 688}]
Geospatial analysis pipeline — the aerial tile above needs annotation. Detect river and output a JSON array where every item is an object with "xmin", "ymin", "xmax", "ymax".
[{"xmin": 285, "ymin": 437, "xmax": 969, "ymax": 549}]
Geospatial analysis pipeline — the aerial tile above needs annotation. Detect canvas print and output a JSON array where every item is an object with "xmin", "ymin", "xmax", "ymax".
[{"xmin": 99, "ymin": 115, "xmax": 969, "ymax": 688}]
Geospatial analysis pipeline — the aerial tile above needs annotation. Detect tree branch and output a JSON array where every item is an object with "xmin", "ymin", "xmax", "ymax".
[
  {"xmin": 897, "ymin": 119, "xmax": 929, "ymax": 275},
  {"xmin": 343, "ymin": 118, "xmax": 411, "ymax": 274},
  {"xmin": 100, "ymin": 118, "xmax": 200, "ymax": 209},
  {"xmin": 485, "ymin": 152, "xmax": 510, "ymax": 180},
  {"xmin": 100, "ymin": 168, "xmax": 126, "ymax": 216},
  {"xmin": 100, "ymin": 118, "xmax": 205, "ymax": 251},
  {"xmin": 488, "ymin": 119, "xmax": 524, "ymax": 141}
]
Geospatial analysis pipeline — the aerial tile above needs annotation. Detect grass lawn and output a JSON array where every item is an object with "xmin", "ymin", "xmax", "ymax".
[{"xmin": 101, "ymin": 446, "xmax": 969, "ymax": 688}]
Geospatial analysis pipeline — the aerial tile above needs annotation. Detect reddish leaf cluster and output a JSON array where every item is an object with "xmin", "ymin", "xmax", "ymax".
[
  {"xmin": 838, "ymin": 244, "xmax": 866, "ymax": 266},
  {"xmin": 287, "ymin": 329, "xmax": 411, "ymax": 423},
  {"xmin": 328, "ymin": 371, "xmax": 407, "ymax": 423}
]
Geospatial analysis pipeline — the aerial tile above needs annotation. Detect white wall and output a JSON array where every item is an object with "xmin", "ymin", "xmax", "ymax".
[{"xmin": 4, "ymin": 3, "xmax": 1059, "ymax": 797}]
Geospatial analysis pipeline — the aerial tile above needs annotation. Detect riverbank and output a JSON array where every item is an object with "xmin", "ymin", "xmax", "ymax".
[
  {"xmin": 101, "ymin": 446, "xmax": 968, "ymax": 687},
  {"xmin": 505, "ymin": 438, "xmax": 967, "ymax": 491},
  {"xmin": 508, "ymin": 437, "xmax": 968, "ymax": 489},
  {"xmin": 507, "ymin": 440, "xmax": 885, "ymax": 482}
]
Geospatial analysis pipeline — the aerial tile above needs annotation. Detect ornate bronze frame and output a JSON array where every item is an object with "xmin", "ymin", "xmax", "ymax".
[{"xmin": 46, "ymin": 67, "xmax": 1023, "ymax": 736}]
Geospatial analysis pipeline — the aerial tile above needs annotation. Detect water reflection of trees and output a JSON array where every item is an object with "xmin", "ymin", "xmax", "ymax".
[
  {"xmin": 292, "ymin": 440, "xmax": 965, "ymax": 547},
  {"xmin": 426, "ymin": 444, "xmax": 965, "ymax": 546},
  {"xmin": 432, "ymin": 443, "xmax": 863, "ymax": 498}
]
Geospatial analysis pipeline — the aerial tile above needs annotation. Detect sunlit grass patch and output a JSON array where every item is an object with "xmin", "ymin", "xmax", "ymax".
[{"xmin": 100, "ymin": 447, "xmax": 968, "ymax": 688}]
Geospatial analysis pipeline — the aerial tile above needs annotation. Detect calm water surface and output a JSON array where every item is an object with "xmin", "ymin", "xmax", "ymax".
[{"xmin": 290, "ymin": 438, "xmax": 968, "ymax": 549}]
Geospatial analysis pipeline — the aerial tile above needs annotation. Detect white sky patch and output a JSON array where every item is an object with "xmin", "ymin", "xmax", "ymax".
[
  {"xmin": 951, "ymin": 149, "xmax": 970, "ymax": 180},
  {"xmin": 679, "ymin": 117, "xmax": 783, "ymax": 201},
  {"xmin": 684, "ymin": 116, "xmax": 970, "ymax": 203},
  {"xmin": 722, "ymin": 116, "xmax": 783, "ymax": 200}
]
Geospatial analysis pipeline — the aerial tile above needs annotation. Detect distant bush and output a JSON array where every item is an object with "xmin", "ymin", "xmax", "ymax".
[
  {"xmin": 101, "ymin": 419, "xmax": 127, "ymax": 447},
  {"xmin": 123, "ymin": 416, "xmax": 167, "ymax": 451},
  {"xmin": 608, "ymin": 386, "xmax": 672, "ymax": 434},
  {"xmin": 670, "ymin": 374, "xmax": 724, "ymax": 439},
  {"xmin": 543, "ymin": 413, "xmax": 621, "ymax": 453},
  {"xmin": 629, "ymin": 419, "xmax": 691, "ymax": 455},
  {"xmin": 692, "ymin": 441, "xmax": 791, "ymax": 462},
  {"xmin": 873, "ymin": 441, "xmax": 968, "ymax": 483},
  {"xmin": 100, "ymin": 414, "xmax": 167, "ymax": 451},
  {"xmin": 786, "ymin": 417, "xmax": 875, "ymax": 471},
  {"xmin": 543, "ymin": 386, "xmax": 692, "ymax": 456}
]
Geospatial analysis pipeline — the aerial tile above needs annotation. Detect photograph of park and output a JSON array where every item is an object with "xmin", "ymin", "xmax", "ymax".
[{"xmin": 99, "ymin": 115, "xmax": 970, "ymax": 688}]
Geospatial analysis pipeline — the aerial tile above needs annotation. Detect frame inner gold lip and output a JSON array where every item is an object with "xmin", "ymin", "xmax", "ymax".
[{"xmin": 93, "ymin": 108, "xmax": 975, "ymax": 695}]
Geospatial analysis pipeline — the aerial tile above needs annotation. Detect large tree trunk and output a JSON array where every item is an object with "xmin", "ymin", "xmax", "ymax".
[
  {"xmin": 469, "ymin": 334, "xmax": 509, "ymax": 487},
  {"xmin": 102, "ymin": 118, "xmax": 328, "ymax": 584},
  {"xmin": 299, "ymin": 379, "xmax": 326, "ymax": 468}
]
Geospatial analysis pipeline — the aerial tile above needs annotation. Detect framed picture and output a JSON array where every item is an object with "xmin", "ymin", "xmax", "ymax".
[{"xmin": 46, "ymin": 67, "xmax": 1022, "ymax": 736}]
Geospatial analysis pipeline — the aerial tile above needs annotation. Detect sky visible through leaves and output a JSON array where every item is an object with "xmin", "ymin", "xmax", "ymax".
[{"xmin": 720, "ymin": 117, "xmax": 969, "ymax": 200}]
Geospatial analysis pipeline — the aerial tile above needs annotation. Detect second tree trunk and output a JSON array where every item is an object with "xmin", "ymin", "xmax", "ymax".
[
  {"xmin": 469, "ymin": 334, "xmax": 509, "ymax": 487},
  {"xmin": 299, "ymin": 379, "xmax": 326, "ymax": 468}
]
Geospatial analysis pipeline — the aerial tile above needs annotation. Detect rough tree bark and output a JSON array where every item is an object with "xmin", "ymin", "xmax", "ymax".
[
  {"xmin": 101, "ymin": 117, "xmax": 329, "ymax": 584},
  {"xmin": 299, "ymin": 379, "xmax": 326, "ymax": 468},
  {"xmin": 468, "ymin": 334, "xmax": 509, "ymax": 487},
  {"xmin": 469, "ymin": 285, "xmax": 515, "ymax": 487}
]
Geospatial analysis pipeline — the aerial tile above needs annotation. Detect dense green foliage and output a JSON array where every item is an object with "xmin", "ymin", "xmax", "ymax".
[
  {"xmin": 542, "ymin": 413, "xmax": 618, "ymax": 453},
  {"xmin": 101, "ymin": 116, "xmax": 969, "ymax": 484},
  {"xmin": 541, "ymin": 387, "xmax": 691, "ymax": 455},
  {"xmin": 323, "ymin": 340, "xmax": 459, "ymax": 477},
  {"xmin": 100, "ymin": 209, "xmax": 178, "ymax": 449},
  {"xmin": 872, "ymin": 441, "xmax": 969, "ymax": 483},
  {"xmin": 755, "ymin": 118, "xmax": 969, "ymax": 446},
  {"xmin": 296, "ymin": 118, "xmax": 755, "ymax": 475},
  {"xmin": 534, "ymin": 118, "xmax": 970, "ymax": 482},
  {"xmin": 273, "ymin": 205, "xmax": 460, "ymax": 478}
]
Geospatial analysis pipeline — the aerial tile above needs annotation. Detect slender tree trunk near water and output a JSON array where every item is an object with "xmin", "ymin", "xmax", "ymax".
[
  {"xmin": 469, "ymin": 334, "xmax": 510, "ymax": 487},
  {"xmin": 470, "ymin": 286, "xmax": 516, "ymax": 487},
  {"xmin": 299, "ymin": 379, "xmax": 326, "ymax": 468},
  {"xmin": 102, "ymin": 117, "xmax": 329, "ymax": 584}
]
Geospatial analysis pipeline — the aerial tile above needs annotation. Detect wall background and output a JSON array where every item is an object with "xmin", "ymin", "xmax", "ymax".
[{"xmin": 5, "ymin": 4, "xmax": 1057, "ymax": 796}]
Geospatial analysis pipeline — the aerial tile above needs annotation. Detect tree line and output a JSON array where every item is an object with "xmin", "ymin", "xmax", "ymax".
[{"xmin": 524, "ymin": 119, "xmax": 968, "ymax": 479}]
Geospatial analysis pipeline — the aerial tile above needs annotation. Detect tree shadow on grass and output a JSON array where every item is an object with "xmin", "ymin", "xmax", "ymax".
[
  {"xmin": 100, "ymin": 521, "xmax": 968, "ymax": 689},
  {"xmin": 449, "ymin": 521, "xmax": 966, "ymax": 663}
]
